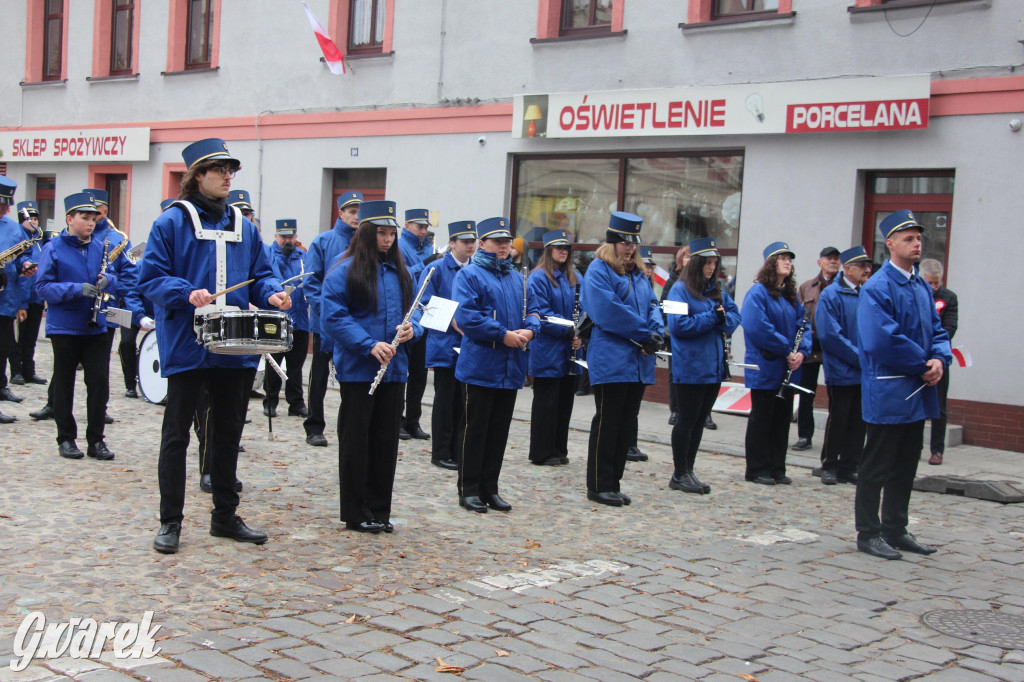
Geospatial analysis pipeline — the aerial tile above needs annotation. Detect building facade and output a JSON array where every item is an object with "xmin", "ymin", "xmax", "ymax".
[{"xmin": 1, "ymin": 0, "xmax": 1022, "ymax": 450}]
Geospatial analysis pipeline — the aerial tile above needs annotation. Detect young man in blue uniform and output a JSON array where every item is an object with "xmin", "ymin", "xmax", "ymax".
[
  {"xmin": 10, "ymin": 201, "xmax": 48, "ymax": 387},
  {"xmin": 34, "ymin": 193, "xmax": 118, "ymax": 458},
  {"xmin": 303, "ymin": 190, "xmax": 362, "ymax": 447},
  {"xmin": 139, "ymin": 138, "xmax": 290, "ymax": 555},
  {"xmin": 416, "ymin": 220, "xmax": 477, "ymax": 470},
  {"xmin": 855, "ymin": 210, "xmax": 952, "ymax": 560},
  {"xmin": 0, "ymin": 176, "xmax": 38, "ymax": 419},
  {"xmin": 815, "ymin": 245, "xmax": 872, "ymax": 486},
  {"xmin": 398, "ymin": 208, "xmax": 432, "ymax": 440},
  {"xmin": 263, "ymin": 219, "xmax": 310, "ymax": 418}
]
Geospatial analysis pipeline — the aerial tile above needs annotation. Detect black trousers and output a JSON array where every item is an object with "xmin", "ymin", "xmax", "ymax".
[
  {"xmin": 529, "ymin": 375, "xmax": 576, "ymax": 463},
  {"xmin": 158, "ymin": 368, "xmax": 250, "ymax": 524},
  {"xmin": 50, "ymin": 333, "xmax": 109, "ymax": 446},
  {"xmin": 820, "ymin": 384, "xmax": 864, "ymax": 476},
  {"xmin": 11, "ymin": 302, "xmax": 44, "ymax": 378},
  {"xmin": 0, "ymin": 315, "xmax": 15, "ymax": 389},
  {"xmin": 304, "ymin": 333, "xmax": 331, "ymax": 437},
  {"xmin": 431, "ymin": 367, "xmax": 464, "ymax": 463},
  {"xmin": 671, "ymin": 382, "xmax": 720, "ymax": 474},
  {"xmin": 338, "ymin": 381, "xmax": 402, "ymax": 524},
  {"xmin": 587, "ymin": 382, "xmax": 645, "ymax": 493},
  {"xmin": 403, "ymin": 336, "xmax": 427, "ymax": 426},
  {"xmin": 930, "ymin": 370, "xmax": 950, "ymax": 454},
  {"xmin": 458, "ymin": 384, "xmax": 517, "ymax": 498},
  {"xmin": 264, "ymin": 329, "xmax": 309, "ymax": 411},
  {"xmin": 796, "ymin": 361, "xmax": 821, "ymax": 440},
  {"xmin": 118, "ymin": 324, "xmax": 141, "ymax": 391},
  {"xmin": 855, "ymin": 421, "xmax": 924, "ymax": 540},
  {"xmin": 745, "ymin": 388, "xmax": 793, "ymax": 479}
]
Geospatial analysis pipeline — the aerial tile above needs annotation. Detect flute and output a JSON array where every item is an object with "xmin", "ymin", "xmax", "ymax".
[
  {"xmin": 368, "ymin": 269, "xmax": 433, "ymax": 395},
  {"xmin": 776, "ymin": 309, "xmax": 809, "ymax": 399}
]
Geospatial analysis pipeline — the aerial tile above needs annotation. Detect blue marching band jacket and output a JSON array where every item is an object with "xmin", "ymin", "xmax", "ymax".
[
  {"xmin": 857, "ymin": 261, "xmax": 952, "ymax": 425},
  {"xmin": 527, "ymin": 267, "xmax": 582, "ymax": 379},
  {"xmin": 137, "ymin": 201, "xmax": 281, "ymax": 376},
  {"xmin": 452, "ymin": 258, "xmax": 540, "ymax": 390},
  {"xmin": 398, "ymin": 228, "xmax": 431, "ymax": 285},
  {"xmin": 304, "ymin": 216, "xmax": 355, "ymax": 354},
  {"xmin": 0, "ymin": 215, "xmax": 34, "ymax": 316},
  {"xmin": 815, "ymin": 273, "xmax": 862, "ymax": 387},
  {"xmin": 320, "ymin": 257, "xmax": 423, "ymax": 384},
  {"xmin": 268, "ymin": 241, "xmax": 309, "ymax": 333},
  {"xmin": 740, "ymin": 282, "xmax": 812, "ymax": 391},
  {"xmin": 666, "ymin": 279, "xmax": 740, "ymax": 385},
  {"xmin": 579, "ymin": 259, "xmax": 663, "ymax": 387},
  {"xmin": 92, "ymin": 217, "xmax": 147, "ymax": 328},
  {"xmin": 34, "ymin": 230, "xmax": 120, "ymax": 336},
  {"xmin": 415, "ymin": 252, "xmax": 465, "ymax": 370}
]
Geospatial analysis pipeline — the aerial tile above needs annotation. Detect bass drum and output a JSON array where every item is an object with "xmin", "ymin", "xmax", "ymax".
[{"xmin": 137, "ymin": 330, "xmax": 168, "ymax": 405}]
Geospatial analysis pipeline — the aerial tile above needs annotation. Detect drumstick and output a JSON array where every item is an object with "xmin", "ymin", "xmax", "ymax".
[{"xmin": 209, "ymin": 279, "xmax": 255, "ymax": 299}]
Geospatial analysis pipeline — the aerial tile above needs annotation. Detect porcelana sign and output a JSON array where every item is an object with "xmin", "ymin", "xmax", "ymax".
[
  {"xmin": 513, "ymin": 75, "xmax": 930, "ymax": 138},
  {"xmin": 0, "ymin": 127, "xmax": 151, "ymax": 162}
]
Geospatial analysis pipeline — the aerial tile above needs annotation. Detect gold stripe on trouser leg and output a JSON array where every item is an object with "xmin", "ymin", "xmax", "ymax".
[{"xmin": 199, "ymin": 404, "xmax": 212, "ymax": 473}]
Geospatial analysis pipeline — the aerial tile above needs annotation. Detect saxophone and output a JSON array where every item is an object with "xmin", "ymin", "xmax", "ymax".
[{"xmin": 0, "ymin": 232, "xmax": 43, "ymax": 293}]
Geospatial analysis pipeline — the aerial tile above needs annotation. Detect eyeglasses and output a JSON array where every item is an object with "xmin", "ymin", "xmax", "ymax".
[{"xmin": 206, "ymin": 165, "xmax": 237, "ymax": 179}]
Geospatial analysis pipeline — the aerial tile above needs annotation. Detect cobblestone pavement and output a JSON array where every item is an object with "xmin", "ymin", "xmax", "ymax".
[{"xmin": 2, "ymin": 347, "xmax": 1023, "ymax": 681}]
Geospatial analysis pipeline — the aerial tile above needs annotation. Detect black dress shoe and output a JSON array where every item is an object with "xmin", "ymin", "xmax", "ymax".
[
  {"xmin": 153, "ymin": 522, "xmax": 181, "ymax": 554},
  {"xmin": 125, "ymin": 388, "xmax": 138, "ymax": 399},
  {"xmin": 346, "ymin": 520, "xmax": 385, "ymax": 533},
  {"xmin": 774, "ymin": 475, "xmax": 793, "ymax": 485},
  {"xmin": 398, "ymin": 425, "xmax": 411, "ymax": 440},
  {"xmin": 821, "ymin": 470, "xmax": 838, "ymax": 485},
  {"xmin": 235, "ymin": 478, "xmax": 243, "ymax": 492},
  {"xmin": 857, "ymin": 537, "xmax": 902, "ymax": 560},
  {"xmin": 200, "ymin": 474, "xmax": 213, "ymax": 493},
  {"xmin": 306, "ymin": 433, "xmax": 328, "ymax": 447},
  {"xmin": 10, "ymin": 374, "xmax": 25, "ymax": 385},
  {"xmin": 29, "ymin": 375, "xmax": 47, "ymax": 385},
  {"xmin": 30, "ymin": 404, "xmax": 54, "ymax": 420},
  {"xmin": 237, "ymin": 444, "xmax": 246, "ymax": 453},
  {"xmin": 885, "ymin": 533, "xmax": 937, "ymax": 555},
  {"xmin": 668, "ymin": 412, "xmax": 678, "ymax": 425},
  {"xmin": 746, "ymin": 475, "xmax": 776, "ymax": 486},
  {"xmin": 87, "ymin": 441, "xmax": 115, "ymax": 460},
  {"xmin": 263, "ymin": 405, "xmax": 277, "ymax": 418},
  {"xmin": 381, "ymin": 521, "xmax": 394, "ymax": 533},
  {"xmin": 559, "ymin": 456, "xmax": 570, "ymax": 465},
  {"xmin": 0, "ymin": 387, "xmax": 23, "ymax": 403},
  {"xmin": 669, "ymin": 473, "xmax": 705, "ymax": 494},
  {"xmin": 618, "ymin": 492, "xmax": 631, "ymax": 506},
  {"xmin": 59, "ymin": 441, "xmax": 84, "ymax": 459},
  {"xmin": 837, "ymin": 472, "xmax": 859, "ymax": 484},
  {"xmin": 0, "ymin": 410, "xmax": 16, "ymax": 424},
  {"xmin": 704, "ymin": 415, "xmax": 717, "ymax": 430},
  {"xmin": 483, "ymin": 493, "xmax": 512, "ymax": 512},
  {"xmin": 690, "ymin": 471, "xmax": 711, "ymax": 494},
  {"xmin": 625, "ymin": 446, "xmax": 648, "ymax": 462},
  {"xmin": 432, "ymin": 458, "xmax": 459, "ymax": 470},
  {"xmin": 459, "ymin": 496, "xmax": 488, "ymax": 513},
  {"xmin": 587, "ymin": 491, "xmax": 623, "ymax": 507},
  {"xmin": 288, "ymin": 406, "xmax": 309, "ymax": 417},
  {"xmin": 791, "ymin": 438, "xmax": 812, "ymax": 451},
  {"xmin": 210, "ymin": 515, "xmax": 267, "ymax": 544},
  {"xmin": 244, "ymin": 416, "xmax": 251, "ymax": 424},
  {"xmin": 575, "ymin": 389, "xmax": 587, "ymax": 396},
  {"xmin": 104, "ymin": 412, "xmax": 114, "ymax": 424},
  {"xmin": 406, "ymin": 423, "xmax": 430, "ymax": 440},
  {"xmin": 532, "ymin": 456, "xmax": 562, "ymax": 466}
]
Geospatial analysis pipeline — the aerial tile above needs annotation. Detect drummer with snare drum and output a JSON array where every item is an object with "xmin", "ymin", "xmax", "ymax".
[{"xmin": 138, "ymin": 138, "xmax": 290, "ymax": 555}]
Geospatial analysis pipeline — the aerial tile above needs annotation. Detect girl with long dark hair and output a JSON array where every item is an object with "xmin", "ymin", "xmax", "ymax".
[
  {"xmin": 321, "ymin": 200, "xmax": 419, "ymax": 533},
  {"xmin": 665, "ymin": 238, "xmax": 740, "ymax": 494},
  {"xmin": 740, "ymin": 243, "xmax": 811, "ymax": 486}
]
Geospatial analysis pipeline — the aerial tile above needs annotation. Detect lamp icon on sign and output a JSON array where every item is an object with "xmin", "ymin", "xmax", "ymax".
[{"xmin": 745, "ymin": 93, "xmax": 765, "ymax": 123}]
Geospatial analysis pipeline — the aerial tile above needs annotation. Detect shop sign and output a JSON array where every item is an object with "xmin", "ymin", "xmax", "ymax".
[{"xmin": 0, "ymin": 127, "xmax": 150, "ymax": 162}]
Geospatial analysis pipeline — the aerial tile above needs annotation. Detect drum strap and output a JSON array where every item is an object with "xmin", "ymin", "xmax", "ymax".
[{"xmin": 173, "ymin": 200, "xmax": 244, "ymax": 306}]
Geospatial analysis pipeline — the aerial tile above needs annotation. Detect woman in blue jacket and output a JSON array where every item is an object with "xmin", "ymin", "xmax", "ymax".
[
  {"xmin": 452, "ymin": 217, "xmax": 540, "ymax": 514},
  {"xmin": 321, "ymin": 201, "xmax": 419, "ymax": 534},
  {"xmin": 666, "ymin": 238, "xmax": 740, "ymax": 495},
  {"xmin": 527, "ymin": 229, "xmax": 583, "ymax": 467},
  {"xmin": 580, "ymin": 212, "xmax": 663, "ymax": 507},
  {"xmin": 740, "ymin": 242, "xmax": 812, "ymax": 486}
]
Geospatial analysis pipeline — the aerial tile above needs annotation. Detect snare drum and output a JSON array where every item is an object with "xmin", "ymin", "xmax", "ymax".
[
  {"xmin": 137, "ymin": 330, "xmax": 167, "ymax": 404},
  {"xmin": 198, "ymin": 309, "xmax": 293, "ymax": 355}
]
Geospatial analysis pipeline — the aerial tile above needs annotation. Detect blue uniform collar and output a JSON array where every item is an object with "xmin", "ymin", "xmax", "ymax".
[
  {"xmin": 401, "ymin": 228, "xmax": 426, "ymax": 250},
  {"xmin": 333, "ymin": 218, "xmax": 355, "ymax": 239}
]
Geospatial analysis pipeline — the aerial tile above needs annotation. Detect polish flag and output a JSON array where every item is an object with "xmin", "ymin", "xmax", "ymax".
[
  {"xmin": 650, "ymin": 264, "xmax": 670, "ymax": 298},
  {"xmin": 302, "ymin": 1, "xmax": 346, "ymax": 74},
  {"xmin": 952, "ymin": 347, "xmax": 972, "ymax": 368}
]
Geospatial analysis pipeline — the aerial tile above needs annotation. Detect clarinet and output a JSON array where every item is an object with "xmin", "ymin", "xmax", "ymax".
[
  {"xmin": 722, "ymin": 332, "xmax": 732, "ymax": 381},
  {"xmin": 568, "ymin": 283, "xmax": 580, "ymax": 376},
  {"xmin": 368, "ymin": 269, "xmax": 433, "ymax": 395},
  {"xmin": 89, "ymin": 239, "xmax": 111, "ymax": 327},
  {"xmin": 776, "ymin": 310, "xmax": 809, "ymax": 399},
  {"xmin": 521, "ymin": 264, "xmax": 529, "ymax": 352}
]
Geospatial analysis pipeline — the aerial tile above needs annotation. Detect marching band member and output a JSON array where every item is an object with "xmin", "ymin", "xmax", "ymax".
[
  {"xmin": 740, "ymin": 242, "xmax": 811, "ymax": 486},
  {"xmin": 919, "ymin": 258, "xmax": 958, "ymax": 466},
  {"xmin": 580, "ymin": 212, "xmax": 663, "ymax": 507},
  {"xmin": 303, "ymin": 191, "xmax": 362, "ymax": 448},
  {"xmin": 139, "ymin": 138, "xmax": 288, "ymax": 555},
  {"xmin": 0, "ymin": 177, "xmax": 37, "ymax": 419},
  {"xmin": 263, "ymin": 219, "xmax": 310, "ymax": 418},
  {"xmin": 855, "ymin": 211, "xmax": 951, "ymax": 560},
  {"xmin": 815, "ymin": 245, "xmax": 871, "ymax": 486},
  {"xmin": 527, "ymin": 229, "xmax": 582, "ymax": 467},
  {"xmin": 34, "ymin": 193, "xmax": 118, "ymax": 458},
  {"xmin": 665, "ymin": 238, "xmax": 740, "ymax": 494},
  {"xmin": 321, "ymin": 200, "xmax": 420, "ymax": 533},
  {"xmin": 398, "ymin": 208, "xmax": 433, "ymax": 440},
  {"xmin": 417, "ymin": 220, "xmax": 478, "ymax": 470},
  {"xmin": 452, "ymin": 217, "xmax": 539, "ymax": 513},
  {"xmin": 10, "ymin": 201, "xmax": 47, "ymax": 388}
]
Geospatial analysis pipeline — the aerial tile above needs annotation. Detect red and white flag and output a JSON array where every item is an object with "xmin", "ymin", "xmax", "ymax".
[
  {"xmin": 302, "ymin": 1, "xmax": 346, "ymax": 74},
  {"xmin": 952, "ymin": 346, "xmax": 972, "ymax": 368}
]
